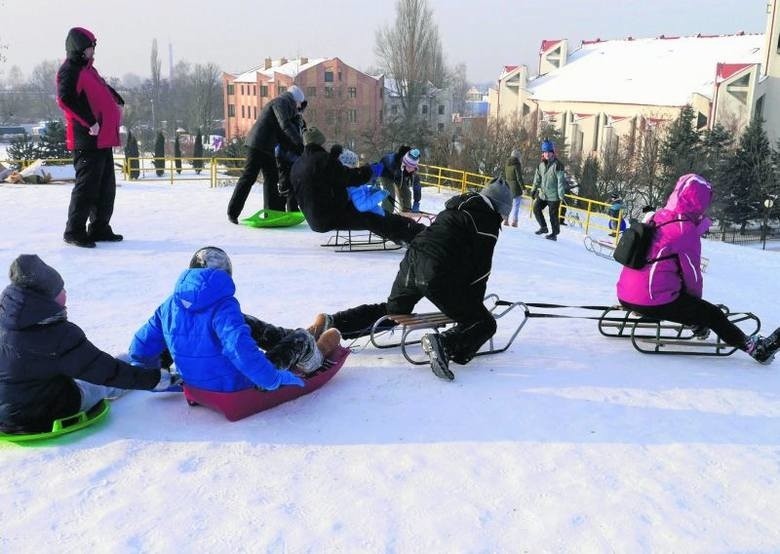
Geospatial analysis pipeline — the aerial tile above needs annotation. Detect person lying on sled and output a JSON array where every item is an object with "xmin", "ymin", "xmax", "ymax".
[
  {"xmin": 0, "ymin": 255, "xmax": 175, "ymax": 434},
  {"xmin": 129, "ymin": 247, "xmax": 341, "ymax": 393},
  {"xmin": 290, "ymin": 127, "xmax": 425, "ymax": 246},
  {"xmin": 308, "ymin": 179, "xmax": 512, "ymax": 381},
  {"xmin": 616, "ymin": 173, "xmax": 780, "ymax": 364}
]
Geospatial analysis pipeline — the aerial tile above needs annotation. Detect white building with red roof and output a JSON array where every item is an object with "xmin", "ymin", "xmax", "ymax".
[{"xmin": 489, "ymin": 0, "xmax": 780, "ymax": 156}]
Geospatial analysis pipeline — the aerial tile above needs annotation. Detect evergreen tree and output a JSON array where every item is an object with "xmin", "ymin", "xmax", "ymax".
[
  {"xmin": 174, "ymin": 134, "xmax": 182, "ymax": 174},
  {"xmin": 35, "ymin": 121, "xmax": 69, "ymax": 163},
  {"xmin": 193, "ymin": 129, "xmax": 204, "ymax": 175},
  {"xmin": 154, "ymin": 131, "xmax": 165, "ymax": 177},
  {"xmin": 578, "ymin": 155, "xmax": 600, "ymax": 200},
  {"xmin": 699, "ymin": 124, "xmax": 734, "ymax": 185},
  {"xmin": 659, "ymin": 105, "xmax": 702, "ymax": 195},
  {"xmin": 714, "ymin": 116, "xmax": 773, "ymax": 231},
  {"xmin": 6, "ymin": 133, "xmax": 37, "ymax": 168},
  {"xmin": 125, "ymin": 131, "xmax": 140, "ymax": 180}
]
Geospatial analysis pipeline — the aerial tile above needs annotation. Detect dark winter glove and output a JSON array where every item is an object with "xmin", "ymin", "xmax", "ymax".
[
  {"xmin": 152, "ymin": 369, "xmax": 184, "ymax": 392},
  {"xmin": 330, "ymin": 144, "xmax": 344, "ymax": 158},
  {"xmin": 371, "ymin": 163, "xmax": 383, "ymax": 179}
]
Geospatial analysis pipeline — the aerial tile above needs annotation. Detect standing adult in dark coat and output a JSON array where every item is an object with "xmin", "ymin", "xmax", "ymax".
[
  {"xmin": 290, "ymin": 128, "xmax": 425, "ymax": 244},
  {"xmin": 0, "ymin": 255, "xmax": 174, "ymax": 434},
  {"xmin": 276, "ymin": 101, "xmax": 308, "ymax": 212},
  {"xmin": 307, "ymin": 180, "xmax": 512, "ymax": 381},
  {"xmin": 227, "ymin": 86, "xmax": 305, "ymax": 222},
  {"xmin": 57, "ymin": 27, "xmax": 125, "ymax": 248}
]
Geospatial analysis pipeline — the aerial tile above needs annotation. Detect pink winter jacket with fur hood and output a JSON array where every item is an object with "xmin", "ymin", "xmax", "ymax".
[{"xmin": 616, "ymin": 174, "xmax": 713, "ymax": 306}]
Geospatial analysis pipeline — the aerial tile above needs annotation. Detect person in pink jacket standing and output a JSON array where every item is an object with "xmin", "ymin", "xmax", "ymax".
[
  {"xmin": 57, "ymin": 27, "xmax": 125, "ymax": 248},
  {"xmin": 616, "ymin": 173, "xmax": 779, "ymax": 364}
]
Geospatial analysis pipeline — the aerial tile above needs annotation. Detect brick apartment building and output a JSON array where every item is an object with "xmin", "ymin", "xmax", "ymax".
[{"xmin": 223, "ymin": 57, "xmax": 383, "ymax": 151}]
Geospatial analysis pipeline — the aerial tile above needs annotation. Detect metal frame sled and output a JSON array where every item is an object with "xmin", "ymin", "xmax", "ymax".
[
  {"xmin": 597, "ymin": 305, "xmax": 760, "ymax": 356},
  {"xmin": 583, "ymin": 235, "xmax": 616, "ymax": 260},
  {"xmin": 398, "ymin": 211, "xmax": 437, "ymax": 226},
  {"xmin": 321, "ymin": 229, "xmax": 402, "ymax": 252},
  {"xmin": 241, "ymin": 209, "xmax": 306, "ymax": 228},
  {"xmin": 183, "ymin": 346, "xmax": 350, "ymax": 421},
  {"xmin": 0, "ymin": 399, "xmax": 110, "ymax": 444},
  {"xmin": 368, "ymin": 294, "xmax": 529, "ymax": 364}
]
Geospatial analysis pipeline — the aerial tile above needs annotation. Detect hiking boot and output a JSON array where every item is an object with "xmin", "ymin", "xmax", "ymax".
[
  {"xmin": 421, "ymin": 333, "xmax": 454, "ymax": 381},
  {"xmin": 307, "ymin": 313, "xmax": 333, "ymax": 340},
  {"xmin": 545, "ymin": 233, "xmax": 557, "ymax": 241},
  {"xmin": 316, "ymin": 328, "xmax": 342, "ymax": 360},
  {"xmin": 296, "ymin": 337, "xmax": 325, "ymax": 374},
  {"xmin": 745, "ymin": 329, "xmax": 780, "ymax": 364},
  {"xmin": 690, "ymin": 325, "xmax": 711, "ymax": 340},
  {"xmin": 87, "ymin": 225, "xmax": 123, "ymax": 242},
  {"xmin": 534, "ymin": 228, "xmax": 549, "ymax": 235},
  {"xmin": 63, "ymin": 232, "xmax": 96, "ymax": 248}
]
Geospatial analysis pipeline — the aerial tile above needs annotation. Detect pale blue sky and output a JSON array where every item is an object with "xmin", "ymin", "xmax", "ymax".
[{"xmin": 0, "ymin": 0, "xmax": 768, "ymax": 84}]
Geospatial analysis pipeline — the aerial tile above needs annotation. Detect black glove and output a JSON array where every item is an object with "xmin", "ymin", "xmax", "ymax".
[{"xmin": 330, "ymin": 144, "xmax": 343, "ymax": 158}]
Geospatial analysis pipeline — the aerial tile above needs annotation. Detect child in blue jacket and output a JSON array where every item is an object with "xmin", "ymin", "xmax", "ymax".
[{"xmin": 129, "ymin": 247, "xmax": 337, "ymax": 392}]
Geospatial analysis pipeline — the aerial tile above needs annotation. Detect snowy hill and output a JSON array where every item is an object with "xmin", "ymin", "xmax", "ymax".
[{"xmin": 1, "ymin": 180, "xmax": 779, "ymax": 552}]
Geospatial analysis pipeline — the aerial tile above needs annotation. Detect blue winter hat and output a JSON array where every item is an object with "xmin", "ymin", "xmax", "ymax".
[{"xmin": 541, "ymin": 140, "xmax": 555, "ymax": 153}]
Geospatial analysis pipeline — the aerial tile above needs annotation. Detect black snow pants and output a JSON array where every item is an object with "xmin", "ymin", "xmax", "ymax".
[{"xmin": 65, "ymin": 148, "xmax": 117, "ymax": 236}]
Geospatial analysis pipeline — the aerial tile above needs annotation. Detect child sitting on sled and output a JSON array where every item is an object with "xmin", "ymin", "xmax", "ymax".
[
  {"xmin": 129, "ymin": 247, "xmax": 341, "ymax": 393},
  {"xmin": 0, "ymin": 255, "xmax": 176, "ymax": 434}
]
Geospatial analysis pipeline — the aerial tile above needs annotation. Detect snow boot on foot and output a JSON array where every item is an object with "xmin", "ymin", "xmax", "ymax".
[
  {"xmin": 545, "ymin": 233, "xmax": 557, "ymax": 241},
  {"xmin": 746, "ymin": 328, "xmax": 780, "ymax": 364},
  {"xmin": 316, "ymin": 328, "xmax": 342, "ymax": 360},
  {"xmin": 421, "ymin": 333, "xmax": 454, "ymax": 381},
  {"xmin": 307, "ymin": 313, "xmax": 333, "ymax": 340},
  {"xmin": 534, "ymin": 228, "xmax": 549, "ymax": 235}
]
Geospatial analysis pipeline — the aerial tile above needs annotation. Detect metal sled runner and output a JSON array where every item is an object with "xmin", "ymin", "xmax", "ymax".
[
  {"xmin": 368, "ymin": 294, "xmax": 529, "ymax": 365},
  {"xmin": 321, "ymin": 229, "xmax": 402, "ymax": 252}
]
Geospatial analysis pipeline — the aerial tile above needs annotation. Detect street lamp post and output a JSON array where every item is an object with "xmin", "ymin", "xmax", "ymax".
[{"xmin": 763, "ymin": 197, "xmax": 774, "ymax": 251}]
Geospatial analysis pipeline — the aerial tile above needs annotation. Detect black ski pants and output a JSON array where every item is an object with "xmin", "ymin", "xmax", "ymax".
[
  {"xmin": 533, "ymin": 198, "xmax": 561, "ymax": 235},
  {"xmin": 228, "ymin": 147, "xmax": 285, "ymax": 218},
  {"xmin": 620, "ymin": 293, "xmax": 748, "ymax": 349},
  {"xmin": 65, "ymin": 148, "xmax": 116, "ymax": 236},
  {"xmin": 331, "ymin": 253, "xmax": 497, "ymax": 364}
]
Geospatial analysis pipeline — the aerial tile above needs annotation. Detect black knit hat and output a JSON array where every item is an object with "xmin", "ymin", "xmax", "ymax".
[{"xmin": 9, "ymin": 254, "xmax": 64, "ymax": 298}]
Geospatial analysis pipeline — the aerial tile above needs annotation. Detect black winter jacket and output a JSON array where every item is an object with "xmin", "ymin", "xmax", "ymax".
[
  {"xmin": 246, "ymin": 92, "xmax": 303, "ymax": 154},
  {"xmin": 0, "ymin": 285, "xmax": 160, "ymax": 433},
  {"xmin": 409, "ymin": 192, "xmax": 502, "ymax": 299},
  {"xmin": 290, "ymin": 144, "xmax": 373, "ymax": 232}
]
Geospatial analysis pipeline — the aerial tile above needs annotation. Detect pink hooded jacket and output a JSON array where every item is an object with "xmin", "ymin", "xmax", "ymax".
[
  {"xmin": 616, "ymin": 174, "xmax": 713, "ymax": 306},
  {"xmin": 56, "ymin": 27, "xmax": 124, "ymax": 150}
]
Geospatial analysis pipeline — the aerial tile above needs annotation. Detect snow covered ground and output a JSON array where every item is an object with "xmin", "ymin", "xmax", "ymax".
[{"xmin": 1, "ymin": 178, "xmax": 779, "ymax": 552}]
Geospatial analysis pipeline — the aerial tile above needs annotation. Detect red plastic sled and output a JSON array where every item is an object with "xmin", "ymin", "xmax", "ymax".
[{"xmin": 182, "ymin": 346, "xmax": 350, "ymax": 421}]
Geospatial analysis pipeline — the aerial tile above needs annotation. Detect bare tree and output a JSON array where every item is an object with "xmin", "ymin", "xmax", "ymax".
[
  {"xmin": 28, "ymin": 60, "xmax": 59, "ymax": 121},
  {"xmin": 375, "ymin": 0, "xmax": 446, "ymax": 125},
  {"xmin": 150, "ymin": 39, "xmax": 161, "ymax": 131}
]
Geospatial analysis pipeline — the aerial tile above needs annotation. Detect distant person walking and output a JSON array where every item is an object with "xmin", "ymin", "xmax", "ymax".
[
  {"xmin": 227, "ymin": 86, "xmax": 306, "ymax": 222},
  {"xmin": 57, "ymin": 27, "xmax": 125, "ymax": 248},
  {"xmin": 530, "ymin": 139, "xmax": 566, "ymax": 241},
  {"xmin": 503, "ymin": 149, "xmax": 524, "ymax": 226}
]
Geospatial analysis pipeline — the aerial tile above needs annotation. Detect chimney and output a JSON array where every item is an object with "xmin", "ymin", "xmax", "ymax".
[
  {"xmin": 280, "ymin": 57, "xmax": 288, "ymax": 66},
  {"xmin": 300, "ymin": 57, "xmax": 308, "ymax": 65},
  {"xmin": 264, "ymin": 57, "xmax": 272, "ymax": 70}
]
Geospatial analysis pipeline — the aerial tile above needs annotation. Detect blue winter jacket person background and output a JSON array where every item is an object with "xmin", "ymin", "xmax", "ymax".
[{"xmin": 129, "ymin": 268, "xmax": 303, "ymax": 392}]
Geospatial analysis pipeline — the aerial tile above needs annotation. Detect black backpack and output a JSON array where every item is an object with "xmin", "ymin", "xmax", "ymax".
[{"xmin": 613, "ymin": 220, "xmax": 675, "ymax": 269}]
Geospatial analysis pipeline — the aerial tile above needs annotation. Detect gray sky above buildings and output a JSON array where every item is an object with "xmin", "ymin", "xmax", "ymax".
[{"xmin": 0, "ymin": 0, "xmax": 768, "ymax": 85}]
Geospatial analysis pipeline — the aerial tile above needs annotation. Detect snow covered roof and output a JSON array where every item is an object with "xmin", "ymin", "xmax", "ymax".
[
  {"xmin": 232, "ymin": 58, "xmax": 328, "ymax": 83},
  {"xmin": 529, "ymin": 34, "xmax": 763, "ymax": 106}
]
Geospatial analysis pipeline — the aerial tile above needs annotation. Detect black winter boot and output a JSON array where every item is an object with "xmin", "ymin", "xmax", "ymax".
[
  {"xmin": 746, "ymin": 328, "xmax": 780, "ymax": 364},
  {"xmin": 87, "ymin": 225, "xmax": 123, "ymax": 242},
  {"xmin": 421, "ymin": 333, "xmax": 454, "ymax": 381}
]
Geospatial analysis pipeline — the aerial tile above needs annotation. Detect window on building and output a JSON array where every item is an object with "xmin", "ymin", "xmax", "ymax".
[
  {"xmin": 228, "ymin": 104, "xmax": 235, "ymax": 117},
  {"xmin": 756, "ymin": 94, "xmax": 766, "ymax": 119},
  {"xmin": 260, "ymin": 85, "xmax": 268, "ymax": 97},
  {"xmin": 421, "ymin": 105, "xmax": 428, "ymax": 115},
  {"xmin": 324, "ymin": 71, "xmax": 334, "ymax": 82},
  {"xmin": 338, "ymin": 71, "xmax": 342, "ymax": 82},
  {"xmin": 240, "ymin": 85, "xmax": 245, "ymax": 95},
  {"xmin": 325, "ymin": 87, "xmax": 334, "ymax": 98},
  {"xmin": 348, "ymin": 87, "xmax": 357, "ymax": 98},
  {"xmin": 437, "ymin": 123, "xmax": 444, "ymax": 132},
  {"xmin": 326, "ymin": 110, "xmax": 336, "ymax": 124},
  {"xmin": 241, "ymin": 105, "xmax": 245, "ymax": 118},
  {"xmin": 348, "ymin": 109, "xmax": 357, "ymax": 123},
  {"xmin": 227, "ymin": 84, "xmax": 235, "ymax": 96},
  {"xmin": 252, "ymin": 85, "xmax": 256, "ymax": 96},
  {"xmin": 438, "ymin": 104, "xmax": 445, "ymax": 115},
  {"xmin": 696, "ymin": 112, "xmax": 708, "ymax": 129},
  {"xmin": 278, "ymin": 86, "xmax": 287, "ymax": 94},
  {"xmin": 253, "ymin": 106, "xmax": 257, "ymax": 119},
  {"xmin": 523, "ymin": 104, "xmax": 531, "ymax": 116},
  {"xmin": 307, "ymin": 86, "xmax": 317, "ymax": 97}
]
